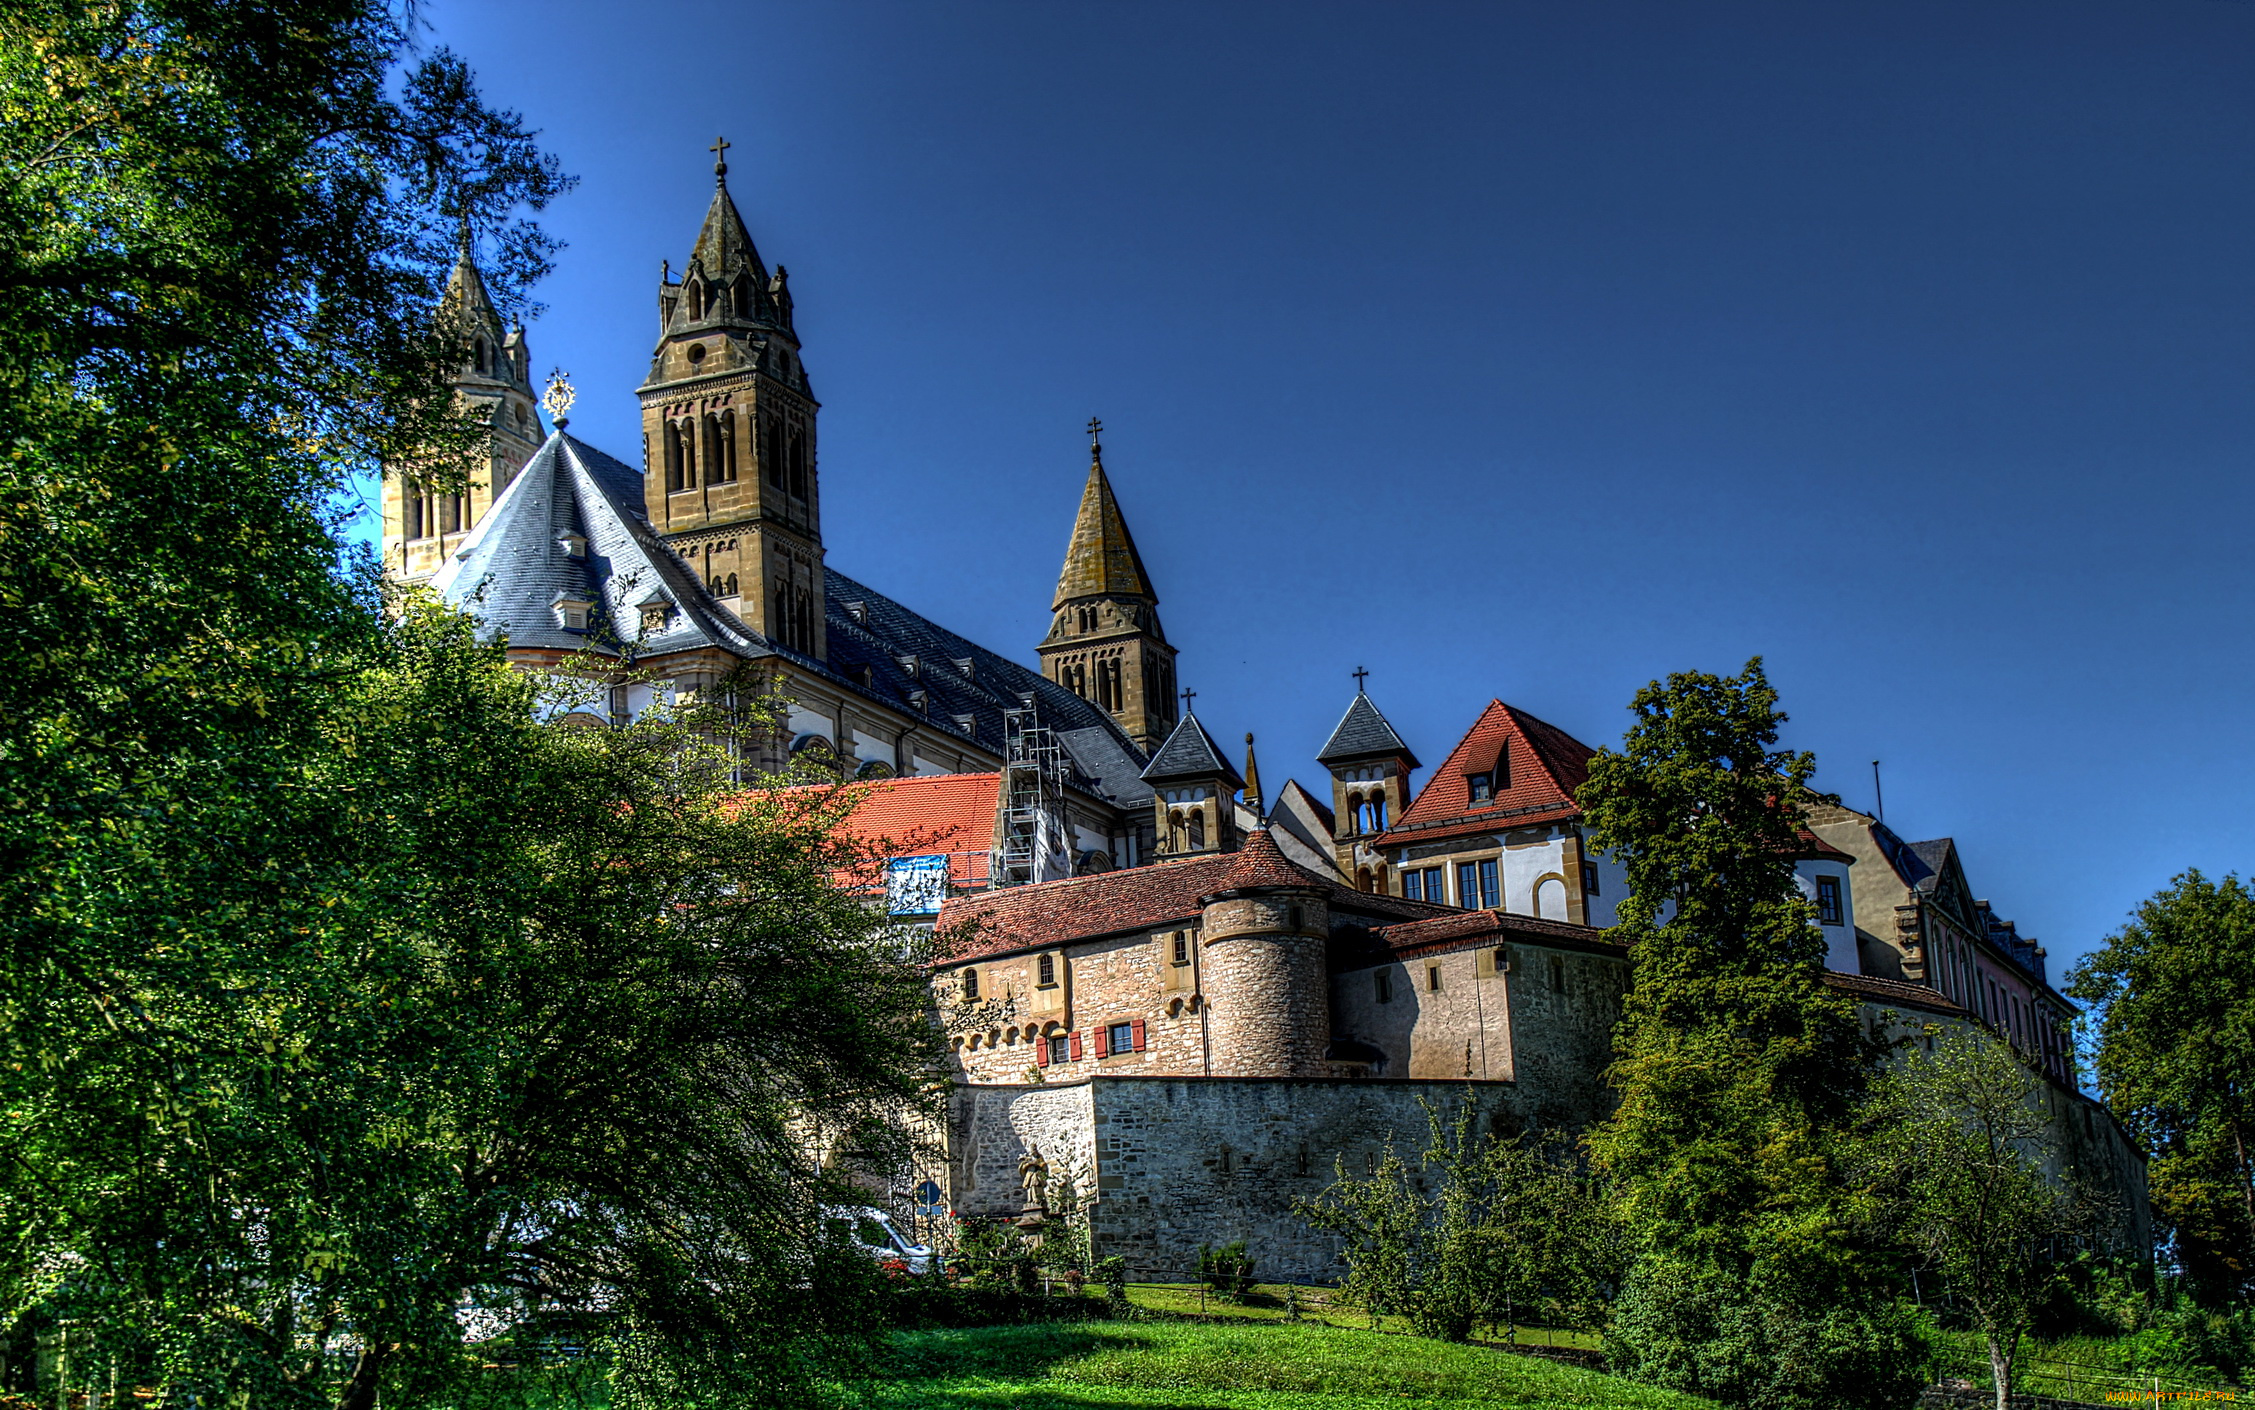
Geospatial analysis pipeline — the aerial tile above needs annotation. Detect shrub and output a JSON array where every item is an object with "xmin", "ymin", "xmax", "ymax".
[
  {"xmin": 1197, "ymin": 1241, "xmax": 1256, "ymax": 1301},
  {"xmin": 1097, "ymin": 1256, "xmax": 1128, "ymax": 1304}
]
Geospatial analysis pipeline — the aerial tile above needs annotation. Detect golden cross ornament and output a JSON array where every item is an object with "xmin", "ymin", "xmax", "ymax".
[{"xmin": 542, "ymin": 368, "xmax": 576, "ymax": 428}]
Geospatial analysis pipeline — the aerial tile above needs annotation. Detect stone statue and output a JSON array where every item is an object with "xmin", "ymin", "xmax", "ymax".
[{"xmin": 1017, "ymin": 1143, "xmax": 1050, "ymax": 1215}]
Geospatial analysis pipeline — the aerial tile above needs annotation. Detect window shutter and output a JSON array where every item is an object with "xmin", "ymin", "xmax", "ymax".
[
  {"xmin": 1034, "ymin": 1035, "xmax": 1050, "ymax": 1067},
  {"xmin": 1131, "ymin": 1018, "xmax": 1147, "ymax": 1051},
  {"xmin": 1093, "ymin": 1026, "xmax": 1109, "ymax": 1058},
  {"xmin": 1068, "ymin": 1030, "xmax": 1083, "ymax": 1061}
]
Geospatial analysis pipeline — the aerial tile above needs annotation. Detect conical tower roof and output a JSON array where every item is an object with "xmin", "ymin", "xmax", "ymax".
[
  {"xmin": 686, "ymin": 179, "xmax": 767, "ymax": 283},
  {"xmin": 1317, "ymin": 691, "xmax": 1419, "ymax": 768},
  {"xmin": 1142, "ymin": 713, "xmax": 1243, "ymax": 788},
  {"xmin": 441, "ymin": 234, "xmax": 503, "ymax": 335},
  {"xmin": 1052, "ymin": 445, "xmax": 1156, "ymax": 611}
]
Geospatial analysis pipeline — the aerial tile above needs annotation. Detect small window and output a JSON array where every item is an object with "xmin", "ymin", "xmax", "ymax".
[
  {"xmin": 1581, "ymin": 861, "xmax": 1600, "ymax": 897},
  {"xmin": 1048, "ymin": 1033, "xmax": 1069, "ymax": 1065},
  {"xmin": 1286, "ymin": 904, "xmax": 1303, "ymax": 932},
  {"xmin": 1108, "ymin": 1022, "xmax": 1134, "ymax": 1054},
  {"xmin": 1037, "ymin": 953, "xmax": 1057, "ymax": 988},
  {"xmin": 962, "ymin": 968, "xmax": 979, "ymax": 1000},
  {"xmin": 1374, "ymin": 970, "xmax": 1393, "ymax": 1004},
  {"xmin": 1428, "ymin": 965, "xmax": 1443, "ymax": 993},
  {"xmin": 1491, "ymin": 947, "xmax": 1510, "ymax": 974},
  {"xmin": 1548, "ymin": 956, "xmax": 1566, "ymax": 994},
  {"xmin": 1171, "ymin": 932, "xmax": 1189, "ymax": 966},
  {"xmin": 1467, "ymin": 771, "xmax": 1494, "ymax": 804},
  {"xmin": 1815, "ymin": 875, "xmax": 1844, "ymax": 927}
]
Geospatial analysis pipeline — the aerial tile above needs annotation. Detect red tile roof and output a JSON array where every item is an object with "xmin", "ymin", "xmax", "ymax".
[
  {"xmin": 750, "ymin": 773, "xmax": 999, "ymax": 886},
  {"xmin": 937, "ymin": 829, "xmax": 1446, "ymax": 963},
  {"xmin": 1377, "ymin": 700, "xmax": 1596, "ymax": 849}
]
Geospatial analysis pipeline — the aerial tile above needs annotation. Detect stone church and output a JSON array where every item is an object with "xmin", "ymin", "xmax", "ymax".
[{"xmin": 391, "ymin": 156, "xmax": 2149, "ymax": 1282}]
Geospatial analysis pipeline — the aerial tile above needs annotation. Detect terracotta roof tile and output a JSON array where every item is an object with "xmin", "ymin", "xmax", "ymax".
[
  {"xmin": 752, "ymin": 774, "xmax": 999, "ymax": 886},
  {"xmin": 1201, "ymin": 828, "xmax": 1319, "ymax": 897},
  {"xmin": 1377, "ymin": 700, "xmax": 1597, "ymax": 848}
]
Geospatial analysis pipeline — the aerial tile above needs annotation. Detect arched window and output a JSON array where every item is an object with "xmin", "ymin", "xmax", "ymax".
[
  {"xmin": 1167, "ymin": 809, "xmax": 1186, "ymax": 853},
  {"xmin": 1188, "ymin": 811, "xmax": 1206, "ymax": 848},
  {"xmin": 787, "ymin": 426, "xmax": 808, "ymax": 498},
  {"xmin": 1345, "ymin": 792, "xmax": 1364, "ymax": 834},
  {"xmin": 474, "ymin": 338, "xmax": 488, "ymax": 375},
  {"xmin": 404, "ymin": 480, "xmax": 428, "ymax": 540},
  {"xmin": 720, "ymin": 409, "xmax": 738, "ymax": 482},
  {"xmin": 763, "ymin": 416, "xmax": 784, "ymax": 488},
  {"xmin": 1356, "ymin": 867, "xmax": 1372, "ymax": 893},
  {"xmin": 724, "ymin": 573, "xmax": 738, "ymax": 596}
]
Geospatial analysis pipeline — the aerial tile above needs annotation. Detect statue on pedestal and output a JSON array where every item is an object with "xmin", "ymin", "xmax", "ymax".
[{"xmin": 1015, "ymin": 1144, "xmax": 1050, "ymax": 1233}]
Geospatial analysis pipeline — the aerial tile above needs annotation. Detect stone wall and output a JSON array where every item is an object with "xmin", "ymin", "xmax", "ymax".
[
  {"xmin": 1201, "ymin": 894, "xmax": 1331, "ymax": 1076},
  {"xmin": 946, "ymin": 1080, "xmax": 1096, "ymax": 1220}
]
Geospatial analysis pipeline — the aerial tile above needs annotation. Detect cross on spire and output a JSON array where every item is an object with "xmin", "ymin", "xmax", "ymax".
[
  {"xmin": 709, "ymin": 135, "xmax": 730, "ymax": 183},
  {"xmin": 1352, "ymin": 666, "xmax": 1369, "ymax": 692},
  {"xmin": 1086, "ymin": 417, "xmax": 1103, "ymax": 461},
  {"xmin": 1180, "ymin": 687, "xmax": 1197, "ymax": 714}
]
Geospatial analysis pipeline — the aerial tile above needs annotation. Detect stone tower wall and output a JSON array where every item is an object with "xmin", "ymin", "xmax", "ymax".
[{"xmin": 1198, "ymin": 892, "xmax": 1330, "ymax": 1077}]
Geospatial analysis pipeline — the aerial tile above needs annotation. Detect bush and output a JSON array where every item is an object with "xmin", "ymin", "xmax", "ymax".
[
  {"xmin": 1197, "ymin": 1241, "xmax": 1256, "ymax": 1302},
  {"xmin": 1097, "ymin": 1255, "xmax": 1128, "ymax": 1304},
  {"xmin": 1605, "ymin": 1257, "xmax": 1936, "ymax": 1410}
]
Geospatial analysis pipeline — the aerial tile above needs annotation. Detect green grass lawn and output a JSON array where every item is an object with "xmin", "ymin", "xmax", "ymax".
[
  {"xmin": 1117, "ymin": 1284, "xmax": 1601, "ymax": 1353},
  {"xmin": 845, "ymin": 1318, "xmax": 1720, "ymax": 1410}
]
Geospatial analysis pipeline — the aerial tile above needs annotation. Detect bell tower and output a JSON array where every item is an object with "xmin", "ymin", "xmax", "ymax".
[
  {"xmin": 1317, "ymin": 680, "xmax": 1420, "ymax": 892},
  {"xmin": 636, "ymin": 138, "xmax": 825, "ymax": 659},
  {"xmin": 383, "ymin": 235, "xmax": 543, "ymax": 586},
  {"xmin": 1038, "ymin": 421, "xmax": 1177, "ymax": 750}
]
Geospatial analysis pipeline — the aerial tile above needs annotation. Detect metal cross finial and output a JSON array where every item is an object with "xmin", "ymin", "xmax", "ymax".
[
  {"xmin": 709, "ymin": 135, "xmax": 731, "ymax": 182},
  {"xmin": 1352, "ymin": 666, "xmax": 1369, "ymax": 692},
  {"xmin": 1180, "ymin": 687, "xmax": 1196, "ymax": 714},
  {"xmin": 1086, "ymin": 417, "xmax": 1103, "ymax": 460}
]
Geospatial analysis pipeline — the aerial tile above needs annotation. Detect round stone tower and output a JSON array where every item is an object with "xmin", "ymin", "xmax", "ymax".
[{"xmin": 1196, "ymin": 830, "xmax": 1332, "ymax": 1078}]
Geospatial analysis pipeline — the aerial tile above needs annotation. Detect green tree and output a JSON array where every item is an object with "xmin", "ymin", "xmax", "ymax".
[
  {"xmin": 2068, "ymin": 870, "xmax": 2255, "ymax": 1305},
  {"xmin": 1869, "ymin": 1030, "xmax": 2088, "ymax": 1410},
  {"xmin": 1580, "ymin": 659, "xmax": 1926, "ymax": 1410},
  {"xmin": 0, "ymin": 4, "xmax": 941, "ymax": 1404}
]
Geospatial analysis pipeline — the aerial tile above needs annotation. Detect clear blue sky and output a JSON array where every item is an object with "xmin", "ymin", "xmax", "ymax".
[{"xmin": 373, "ymin": 0, "xmax": 2255, "ymax": 988}]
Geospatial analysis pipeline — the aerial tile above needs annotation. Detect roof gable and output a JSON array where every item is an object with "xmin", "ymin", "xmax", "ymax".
[
  {"xmin": 1316, "ymin": 692, "xmax": 1418, "ymax": 766},
  {"xmin": 1380, "ymin": 700, "xmax": 1596, "ymax": 845}
]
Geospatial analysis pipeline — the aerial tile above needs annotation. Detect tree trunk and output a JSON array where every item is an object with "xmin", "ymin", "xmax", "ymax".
[
  {"xmin": 1986, "ymin": 1332, "xmax": 2012, "ymax": 1410},
  {"xmin": 334, "ymin": 1346, "xmax": 387, "ymax": 1410},
  {"xmin": 2233, "ymin": 1116, "xmax": 2254, "ymax": 1242}
]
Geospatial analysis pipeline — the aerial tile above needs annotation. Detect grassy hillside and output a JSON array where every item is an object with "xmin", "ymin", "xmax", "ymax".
[{"xmin": 847, "ymin": 1318, "xmax": 1722, "ymax": 1409}]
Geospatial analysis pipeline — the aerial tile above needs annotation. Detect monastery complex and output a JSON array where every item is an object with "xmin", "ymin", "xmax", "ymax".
[{"xmin": 387, "ymin": 156, "xmax": 2149, "ymax": 1280}]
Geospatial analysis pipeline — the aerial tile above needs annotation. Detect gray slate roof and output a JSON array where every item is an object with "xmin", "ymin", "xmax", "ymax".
[
  {"xmin": 1316, "ymin": 691, "xmax": 1420, "ymax": 767},
  {"xmin": 433, "ymin": 431, "xmax": 1154, "ymax": 809},
  {"xmin": 1142, "ymin": 714, "xmax": 1244, "ymax": 788}
]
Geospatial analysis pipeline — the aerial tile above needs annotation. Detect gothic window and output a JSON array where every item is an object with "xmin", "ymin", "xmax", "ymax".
[
  {"xmin": 474, "ymin": 338, "xmax": 488, "ymax": 374},
  {"xmin": 763, "ymin": 416, "xmax": 783, "ymax": 488},
  {"xmin": 663, "ymin": 421, "xmax": 683, "ymax": 492},
  {"xmin": 1188, "ymin": 811, "xmax": 1205, "ymax": 849},
  {"xmin": 787, "ymin": 425, "xmax": 808, "ymax": 498},
  {"xmin": 404, "ymin": 480, "xmax": 428, "ymax": 540},
  {"xmin": 720, "ymin": 409, "xmax": 738, "ymax": 481},
  {"xmin": 703, "ymin": 414, "xmax": 722, "ymax": 478}
]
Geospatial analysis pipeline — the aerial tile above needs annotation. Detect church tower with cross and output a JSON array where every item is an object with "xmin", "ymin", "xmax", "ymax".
[
  {"xmin": 1037, "ymin": 420, "xmax": 1179, "ymax": 750},
  {"xmin": 635, "ymin": 137, "xmax": 828, "ymax": 659}
]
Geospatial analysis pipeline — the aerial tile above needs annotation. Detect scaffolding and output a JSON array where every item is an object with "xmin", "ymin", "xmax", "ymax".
[{"xmin": 993, "ymin": 693, "xmax": 1073, "ymax": 888}]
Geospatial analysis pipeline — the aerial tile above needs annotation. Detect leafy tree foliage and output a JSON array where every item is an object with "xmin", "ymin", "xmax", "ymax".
[
  {"xmin": 1298, "ymin": 1098, "xmax": 1613, "ymax": 1343},
  {"xmin": 1866, "ymin": 1031, "xmax": 2088, "ymax": 1410},
  {"xmin": 0, "ymin": 4, "xmax": 939, "ymax": 1405},
  {"xmin": 2068, "ymin": 870, "xmax": 2255, "ymax": 1305},
  {"xmin": 1579, "ymin": 659, "xmax": 1925, "ymax": 1410}
]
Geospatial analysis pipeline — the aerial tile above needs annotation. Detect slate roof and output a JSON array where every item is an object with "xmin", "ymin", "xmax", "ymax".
[
  {"xmin": 936, "ymin": 835, "xmax": 1442, "ymax": 963},
  {"xmin": 1316, "ymin": 692, "xmax": 1419, "ymax": 767},
  {"xmin": 432, "ymin": 431, "xmax": 764, "ymax": 659},
  {"xmin": 1378, "ymin": 700, "xmax": 1595, "ymax": 848},
  {"xmin": 435, "ymin": 430, "xmax": 1155, "ymax": 808},
  {"xmin": 1141, "ymin": 713, "xmax": 1243, "ymax": 788},
  {"xmin": 1052, "ymin": 451, "xmax": 1157, "ymax": 609},
  {"xmin": 685, "ymin": 179, "xmax": 768, "ymax": 286}
]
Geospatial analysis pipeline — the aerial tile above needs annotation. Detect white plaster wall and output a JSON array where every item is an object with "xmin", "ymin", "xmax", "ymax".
[
  {"xmin": 1795, "ymin": 859, "xmax": 1860, "ymax": 973},
  {"xmin": 1501, "ymin": 837, "xmax": 1566, "ymax": 915},
  {"xmin": 851, "ymin": 729, "xmax": 897, "ymax": 767}
]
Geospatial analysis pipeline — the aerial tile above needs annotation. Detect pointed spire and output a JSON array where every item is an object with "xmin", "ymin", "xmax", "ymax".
[
  {"xmin": 685, "ymin": 140, "xmax": 766, "ymax": 285},
  {"xmin": 1243, "ymin": 732, "xmax": 1263, "ymax": 815},
  {"xmin": 1142, "ymin": 712, "xmax": 1243, "ymax": 788},
  {"xmin": 1052, "ymin": 422, "xmax": 1157, "ymax": 610},
  {"xmin": 442, "ymin": 228, "xmax": 501, "ymax": 332},
  {"xmin": 1317, "ymin": 686, "xmax": 1419, "ymax": 768}
]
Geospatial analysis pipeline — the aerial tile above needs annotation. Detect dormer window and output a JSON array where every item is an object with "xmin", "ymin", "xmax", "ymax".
[
  {"xmin": 639, "ymin": 595, "xmax": 674, "ymax": 634},
  {"xmin": 1467, "ymin": 771, "xmax": 1494, "ymax": 805},
  {"xmin": 844, "ymin": 601, "xmax": 868, "ymax": 624},
  {"xmin": 908, "ymin": 688, "xmax": 928, "ymax": 714},
  {"xmin": 896, "ymin": 654, "xmax": 920, "ymax": 678},
  {"xmin": 952, "ymin": 713, "xmax": 977, "ymax": 736},
  {"xmin": 552, "ymin": 591, "xmax": 595, "ymax": 632},
  {"xmin": 953, "ymin": 657, "xmax": 975, "ymax": 680},
  {"xmin": 557, "ymin": 531, "xmax": 587, "ymax": 559}
]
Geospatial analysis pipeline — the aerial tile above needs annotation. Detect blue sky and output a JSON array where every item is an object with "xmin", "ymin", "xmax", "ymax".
[{"xmin": 374, "ymin": 0, "xmax": 2255, "ymax": 988}]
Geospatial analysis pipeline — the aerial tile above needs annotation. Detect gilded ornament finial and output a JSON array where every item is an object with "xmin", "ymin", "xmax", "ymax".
[{"xmin": 542, "ymin": 368, "xmax": 576, "ymax": 430}]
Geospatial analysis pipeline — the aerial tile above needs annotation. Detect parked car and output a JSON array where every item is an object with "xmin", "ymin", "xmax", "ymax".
[{"xmin": 823, "ymin": 1205, "xmax": 934, "ymax": 1275}]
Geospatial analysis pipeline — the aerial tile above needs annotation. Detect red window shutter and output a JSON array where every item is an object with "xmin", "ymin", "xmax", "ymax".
[
  {"xmin": 1131, "ymin": 1018, "xmax": 1147, "ymax": 1051},
  {"xmin": 1068, "ymin": 1030, "xmax": 1083, "ymax": 1061},
  {"xmin": 1093, "ymin": 1026, "xmax": 1109, "ymax": 1058},
  {"xmin": 1034, "ymin": 1035, "xmax": 1050, "ymax": 1068}
]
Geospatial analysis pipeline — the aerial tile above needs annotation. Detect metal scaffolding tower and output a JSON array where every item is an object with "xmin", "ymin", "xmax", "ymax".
[{"xmin": 993, "ymin": 693, "xmax": 1072, "ymax": 888}]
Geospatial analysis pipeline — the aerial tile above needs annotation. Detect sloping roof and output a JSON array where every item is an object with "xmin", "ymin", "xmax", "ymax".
[
  {"xmin": 1141, "ymin": 714, "xmax": 1243, "ymax": 788},
  {"xmin": 686, "ymin": 180, "xmax": 767, "ymax": 285},
  {"xmin": 1052, "ymin": 454, "xmax": 1156, "ymax": 609},
  {"xmin": 433, "ymin": 432, "xmax": 766, "ymax": 660},
  {"xmin": 1378, "ymin": 700, "xmax": 1596, "ymax": 848},
  {"xmin": 1201, "ymin": 828, "xmax": 1319, "ymax": 897},
  {"xmin": 828, "ymin": 773, "xmax": 998, "ymax": 886},
  {"xmin": 937, "ymin": 839, "xmax": 1441, "ymax": 962},
  {"xmin": 1906, "ymin": 839, "xmax": 1955, "ymax": 892},
  {"xmin": 1316, "ymin": 692, "xmax": 1419, "ymax": 767}
]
